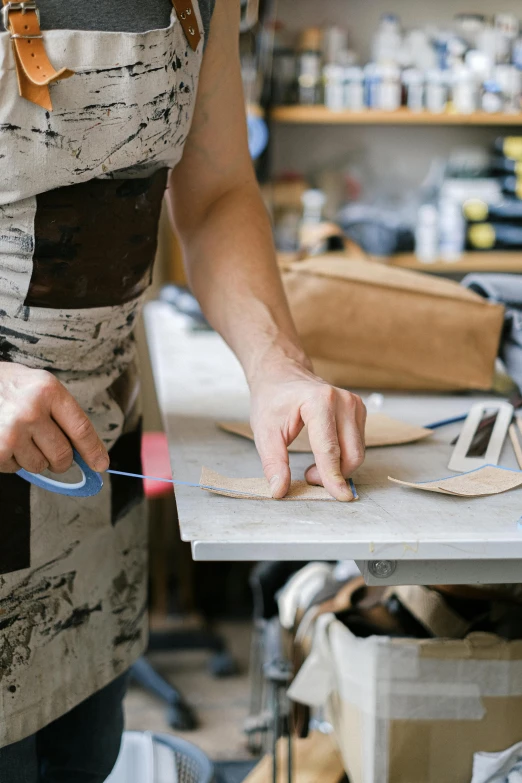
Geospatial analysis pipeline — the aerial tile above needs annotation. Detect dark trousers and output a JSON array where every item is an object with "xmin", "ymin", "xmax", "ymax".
[{"xmin": 0, "ymin": 673, "xmax": 127, "ymax": 783}]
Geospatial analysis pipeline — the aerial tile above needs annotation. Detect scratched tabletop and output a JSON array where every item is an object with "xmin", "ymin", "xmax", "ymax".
[{"xmin": 144, "ymin": 301, "xmax": 522, "ymax": 582}]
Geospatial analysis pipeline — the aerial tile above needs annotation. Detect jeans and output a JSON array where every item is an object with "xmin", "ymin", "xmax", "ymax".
[{"xmin": 0, "ymin": 673, "xmax": 128, "ymax": 783}]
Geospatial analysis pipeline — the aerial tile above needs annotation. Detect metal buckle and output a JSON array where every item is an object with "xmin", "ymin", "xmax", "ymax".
[{"xmin": 2, "ymin": 2, "xmax": 40, "ymax": 33}]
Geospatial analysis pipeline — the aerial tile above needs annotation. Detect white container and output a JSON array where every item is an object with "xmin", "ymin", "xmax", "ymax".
[
  {"xmin": 324, "ymin": 65, "xmax": 345, "ymax": 111},
  {"xmin": 438, "ymin": 198, "xmax": 465, "ymax": 262},
  {"xmin": 402, "ymin": 68, "xmax": 424, "ymax": 111},
  {"xmin": 344, "ymin": 66, "xmax": 364, "ymax": 111},
  {"xmin": 482, "ymin": 80, "xmax": 503, "ymax": 113},
  {"xmin": 323, "ymin": 27, "xmax": 348, "ymax": 65},
  {"xmin": 372, "ymin": 14, "xmax": 402, "ymax": 65},
  {"xmin": 378, "ymin": 64, "xmax": 401, "ymax": 111},
  {"xmin": 415, "ymin": 204, "xmax": 439, "ymax": 263},
  {"xmin": 452, "ymin": 67, "xmax": 478, "ymax": 114},
  {"xmin": 495, "ymin": 64, "xmax": 521, "ymax": 113},
  {"xmin": 425, "ymin": 70, "xmax": 448, "ymax": 113},
  {"xmin": 364, "ymin": 63, "xmax": 382, "ymax": 109}
]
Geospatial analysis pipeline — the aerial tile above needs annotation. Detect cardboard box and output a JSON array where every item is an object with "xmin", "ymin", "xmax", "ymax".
[
  {"xmin": 289, "ymin": 615, "xmax": 522, "ymax": 783},
  {"xmin": 282, "ymin": 256, "xmax": 505, "ymax": 391}
]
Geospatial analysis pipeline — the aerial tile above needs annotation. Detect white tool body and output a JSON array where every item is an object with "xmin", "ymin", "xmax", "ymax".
[{"xmin": 448, "ymin": 401, "xmax": 514, "ymax": 473}]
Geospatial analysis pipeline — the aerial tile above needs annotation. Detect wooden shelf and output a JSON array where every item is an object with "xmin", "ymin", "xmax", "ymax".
[
  {"xmin": 388, "ymin": 252, "xmax": 522, "ymax": 274},
  {"xmin": 271, "ymin": 105, "xmax": 522, "ymax": 125}
]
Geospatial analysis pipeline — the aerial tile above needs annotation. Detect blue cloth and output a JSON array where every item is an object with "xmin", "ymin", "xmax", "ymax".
[{"xmin": 0, "ymin": 673, "xmax": 128, "ymax": 782}]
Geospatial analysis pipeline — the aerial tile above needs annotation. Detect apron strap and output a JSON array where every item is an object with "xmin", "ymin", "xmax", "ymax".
[
  {"xmin": 171, "ymin": 0, "xmax": 201, "ymax": 51},
  {"xmin": 2, "ymin": 0, "xmax": 73, "ymax": 111},
  {"xmin": 3, "ymin": 0, "xmax": 201, "ymax": 111}
]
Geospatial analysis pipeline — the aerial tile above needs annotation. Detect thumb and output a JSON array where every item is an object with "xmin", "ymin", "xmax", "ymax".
[{"xmin": 254, "ymin": 428, "xmax": 291, "ymax": 499}]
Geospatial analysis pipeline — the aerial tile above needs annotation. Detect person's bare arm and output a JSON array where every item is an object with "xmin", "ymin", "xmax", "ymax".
[{"xmin": 167, "ymin": 0, "xmax": 365, "ymax": 500}]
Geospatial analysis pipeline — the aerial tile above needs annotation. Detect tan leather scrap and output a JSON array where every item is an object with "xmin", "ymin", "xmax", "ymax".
[{"xmin": 2, "ymin": 0, "xmax": 74, "ymax": 110}]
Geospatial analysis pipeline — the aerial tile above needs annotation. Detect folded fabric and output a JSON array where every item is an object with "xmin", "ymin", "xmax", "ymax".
[
  {"xmin": 471, "ymin": 740, "xmax": 522, "ymax": 783},
  {"xmin": 389, "ymin": 465, "xmax": 522, "ymax": 497},
  {"xmin": 218, "ymin": 413, "xmax": 432, "ymax": 453}
]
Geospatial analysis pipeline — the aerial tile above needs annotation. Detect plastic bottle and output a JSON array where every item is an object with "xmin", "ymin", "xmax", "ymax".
[
  {"xmin": 379, "ymin": 64, "xmax": 401, "ymax": 111},
  {"xmin": 372, "ymin": 14, "xmax": 402, "ymax": 65},
  {"xmin": 452, "ymin": 67, "xmax": 478, "ymax": 114},
  {"xmin": 438, "ymin": 199, "xmax": 465, "ymax": 262},
  {"xmin": 297, "ymin": 28, "xmax": 323, "ymax": 105},
  {"xmin": 403, "ymin": 68, "xmax": 424, "ymax": 112},
  {"xmin": 482, "ymin": 80, "xmax": 503, "ymax": 113},
  {"xmin": 415, "ymin": 204, "xmax": 439, "ymax": 263},
  {"xmin": 364, "ymin": 63, "xmax": 382, "ymax": 108},
  {"xmin": 323, "ymin": 65, "xmax": 345, "ymax": 111},
  {"xmin": 299, "ymin": 189, "xmax": 327, "ymax": 254},
  {"xmin": 344, "ymin": 66, "xmax": 365, "ymax": 111},
  {"xmin": 425, "ymin": 70, "xmax": 448, "ymax": 113}
]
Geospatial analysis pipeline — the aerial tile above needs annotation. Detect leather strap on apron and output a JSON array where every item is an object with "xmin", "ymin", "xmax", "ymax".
[
  {"xmin": 2, "ymin": 0, "xmax": 74, "ymax": 110},
  {"xmin": 3, "ymin": 0, "xmax": 201, "ymax": 111},
  {"xmin": 171, "ymin": 0, "xmax": 201, "ymax": 51}
]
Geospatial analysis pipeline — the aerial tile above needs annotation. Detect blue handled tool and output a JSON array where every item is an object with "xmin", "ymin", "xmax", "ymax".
[{"xmin": 16, "ymin": 449, "xmax": 357, "ymax": 500}]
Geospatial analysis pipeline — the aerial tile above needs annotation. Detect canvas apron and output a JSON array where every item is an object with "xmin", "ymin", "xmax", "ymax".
[{"xmin": 0, "ymin": 3, "xmax": 204, "ymax": 747}]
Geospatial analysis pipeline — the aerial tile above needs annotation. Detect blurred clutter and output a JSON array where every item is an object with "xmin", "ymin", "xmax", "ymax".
[
  {"xmin": 263, "ymin": 12, "xmax": 522, "ymax": 114},
  {"xmin": 265, "ymin": 135, "xmax": 522, "ymax": 262}
]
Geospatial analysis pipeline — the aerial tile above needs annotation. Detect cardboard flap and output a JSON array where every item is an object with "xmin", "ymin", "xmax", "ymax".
[{"xmin": 286, "ymin": 256, "xmax": 504, "ymax": 308}]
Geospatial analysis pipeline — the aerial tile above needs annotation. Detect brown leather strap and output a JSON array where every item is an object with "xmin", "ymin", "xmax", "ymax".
[
  {"xmin": 171, "ymin": 0, "xmax": 201, "ymax": 51},
  {"xmin": 2, "ymin": 0, "xmax": 74, "ymax": 110}
]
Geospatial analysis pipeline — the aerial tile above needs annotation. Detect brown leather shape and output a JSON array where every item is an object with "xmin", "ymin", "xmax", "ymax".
[
  {"xmin": 25, "ymin": 169, "xmax": 168, "ymax": 310},
  {"xmin": 171, "ymin": 0, "xmax": 201, "ymax": 51},
  {"xmin": 3, "ymin": 0, "xmax": 74, "ymax": 110}
]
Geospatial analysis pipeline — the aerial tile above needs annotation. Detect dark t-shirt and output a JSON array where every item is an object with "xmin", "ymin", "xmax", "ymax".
[{"xmin": 38, "ymin": 0, "xmax": 215, "ymax": 40}]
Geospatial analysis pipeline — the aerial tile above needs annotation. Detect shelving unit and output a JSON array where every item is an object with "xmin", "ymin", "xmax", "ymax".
[{"xmin": 271, "ymin": 106, "xmax": 522, "ymax": 125}]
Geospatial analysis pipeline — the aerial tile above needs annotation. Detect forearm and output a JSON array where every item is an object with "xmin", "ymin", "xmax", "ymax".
[{"xmin": 170, "ymin": 181, "xmax": 312, "ymax": 386}]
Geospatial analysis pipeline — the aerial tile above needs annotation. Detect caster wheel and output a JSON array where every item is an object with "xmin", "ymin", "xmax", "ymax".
[
  {"xmin": 209, "ymin": 651, "xmax": 239, "ymax": 678},
  {"xmin": 167, "ymin": 702, "xmax": 198, "ymax": 731}
]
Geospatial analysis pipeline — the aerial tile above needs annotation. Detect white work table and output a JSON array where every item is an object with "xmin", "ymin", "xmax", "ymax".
[{"xmin": 144, "ymin": 301, "xmax": 522, "ymax": 586}]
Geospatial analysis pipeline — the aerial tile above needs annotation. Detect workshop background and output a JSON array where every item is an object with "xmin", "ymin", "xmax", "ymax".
[{"xmin": 122, "ymin": 1, "xmax": 522, "ymax": 782}]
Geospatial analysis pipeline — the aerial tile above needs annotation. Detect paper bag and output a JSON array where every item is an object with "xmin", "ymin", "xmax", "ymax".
[{"xmin": 282, "ymin": 256, "xmax": 504, "ymax": 391}]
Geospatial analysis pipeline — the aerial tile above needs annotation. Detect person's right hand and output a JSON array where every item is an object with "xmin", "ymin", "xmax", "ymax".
[{"xmin": 0, "ymin": 363, "xmax": 109, "ymax": 475}]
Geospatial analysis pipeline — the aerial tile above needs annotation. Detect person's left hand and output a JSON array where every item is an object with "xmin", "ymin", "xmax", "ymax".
[{"xmin": 250, "ymin": 361, "xmax": 366, "ymax": 501}]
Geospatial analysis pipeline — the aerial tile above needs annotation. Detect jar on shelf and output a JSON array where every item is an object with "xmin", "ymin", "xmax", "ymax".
[
  {"xmin": 378, "ymin": 64, "xmax": 402, "ymax": 111},
  {"xmin": 364, "ymin": 63, "xmax": 382, "ymax": 109},
  {"xmin": 482, "ymin": 79, "xmax": 503, "ymax": 113},
  {"xmin": 495, "ymin": 65, "xmax": 521, "ymax": 113},
  {"xmin": 344, "ymin": 66, "xmax": 365, "ymax": 111},
  {"xmin": 402, "ymin": 68, "xmax": 424, "ymax": 111},
  {"xmin": 425, "ymin": 69, "xmax": 448, "ymax": 113},
  {"xmin": 452, "ymin": 67, "xmax": 478, "ymax": 114},
  {"xmin": 297, "ymin": 28, "xmax": 323, "ymax": 105},
  {"xmin": 323, "ymin": 65, "xmax": 345, "ymax": 111}
]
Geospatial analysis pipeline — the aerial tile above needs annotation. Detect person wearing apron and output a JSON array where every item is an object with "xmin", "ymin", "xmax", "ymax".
[{"xmin": 0, "ymin": 0, "xmax": 366, "ymax": 779}]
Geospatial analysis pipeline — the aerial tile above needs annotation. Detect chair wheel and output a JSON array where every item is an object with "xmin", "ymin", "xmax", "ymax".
[
  {"xmin": 167, "ymin": 702, "xmax": 198, "ymax": 731},
  {"xmin": 209, "ymin": 651, "xmax": 239, "ymax": 678}
]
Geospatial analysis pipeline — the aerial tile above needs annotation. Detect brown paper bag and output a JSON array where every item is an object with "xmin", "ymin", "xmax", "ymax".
[{"xmin": 282, "ymin": 256, "xmax": 504, "ymax": 391}]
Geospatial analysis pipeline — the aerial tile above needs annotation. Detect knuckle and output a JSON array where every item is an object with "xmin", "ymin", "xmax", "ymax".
[
  {"xmin": 0, "ymin": 461, "xmax": 17, "ymax": 474},
  {"xmin": 71, "ymin": 416, "xmax": 94, "ymax": 441},
  {"xmin": 320, "ymin": 440, "xmax": 341, "ymax": 459},
  {"xmin": 25, "ymin": 456, "xmax": 47, "ymax": 474},
  {"xmin": 50, "ymin": 446, "xmax": 74, "ymax": 473},
  {"xmin": 320, "ymin": 386, "xmax": 337, "ymax": 405}
]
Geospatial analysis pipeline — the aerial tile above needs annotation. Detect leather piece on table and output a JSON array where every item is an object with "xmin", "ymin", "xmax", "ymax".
[
  {"xmin": 389, "ymin": 465, "xmax": 522, "ymax": 497},
  {"xmin": 218, "ymin": 413, "xmax": 432, "ymax": 453},
  {"xmin": 199, "ymin": 467, "xmax": 354, "ymax": 501}
]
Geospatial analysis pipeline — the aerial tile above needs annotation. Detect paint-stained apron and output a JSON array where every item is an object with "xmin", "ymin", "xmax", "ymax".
[{"xmin": 0, "ymin": 6, "xmax": 204, "ymax": 747}]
